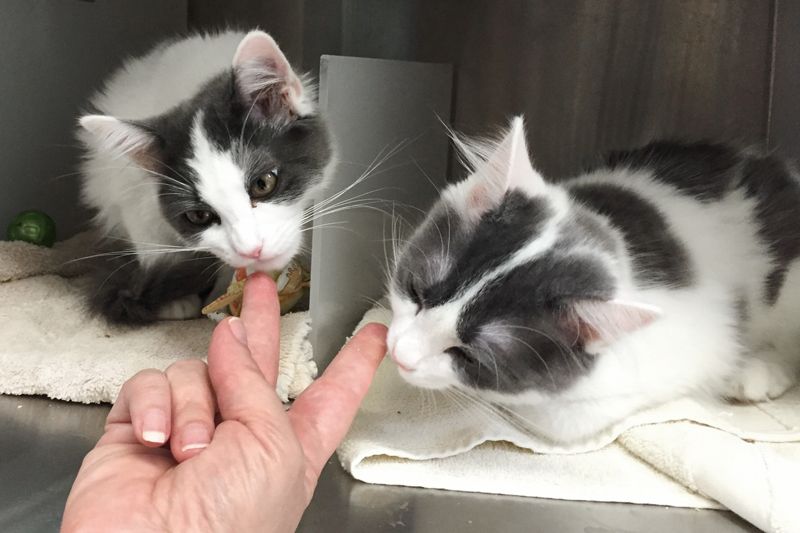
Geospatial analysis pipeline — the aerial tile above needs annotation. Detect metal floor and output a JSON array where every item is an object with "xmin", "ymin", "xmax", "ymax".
[{"xmin": 0, "ymin": 394, "xmax": 756, "ymax": 533}]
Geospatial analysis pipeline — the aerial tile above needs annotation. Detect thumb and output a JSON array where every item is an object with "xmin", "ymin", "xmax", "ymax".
[{"xmin": 207, "ymin": 318, "xmax": 290, "ymax": 436}]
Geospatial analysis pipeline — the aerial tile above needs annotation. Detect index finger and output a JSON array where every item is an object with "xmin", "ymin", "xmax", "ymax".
[
  {"xmin": 240, "ymin": 272, "xmax": 281, "ymax": 385},
  {"xmin": 287, "ymin": 323, "xmax": 387, "ymax": 483}
]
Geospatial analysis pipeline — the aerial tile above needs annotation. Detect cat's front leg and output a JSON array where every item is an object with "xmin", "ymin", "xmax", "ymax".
[
  {"xmin": 725, "ymin": 350, "xmax": 798, "ymax": 402},
  {"xmin": 157, "ymin": 294, "xmax": 203, "ymax": 320},
  {"xmin": 89, "ymin": 252, "xmax": 219, "ymax": 325}
]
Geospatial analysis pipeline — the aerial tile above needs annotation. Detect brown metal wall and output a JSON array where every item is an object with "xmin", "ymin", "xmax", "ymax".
[{"xmin": 189, "ymin": 0, "xmax": 786, "ymax": 177}]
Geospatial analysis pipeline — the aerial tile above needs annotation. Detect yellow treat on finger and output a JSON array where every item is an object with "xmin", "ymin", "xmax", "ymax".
[{"xmin": 201, "ymin": 263, "xmax": 309, "ymax": 318}]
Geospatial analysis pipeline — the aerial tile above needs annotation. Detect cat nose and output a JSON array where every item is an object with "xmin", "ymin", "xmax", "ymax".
[
  {"xmin": 391, "ymin": 337, "xmax": 419, "ymax": 372},
  {"xmin": 237, "ymin": 245, "xmax": 262, "ymax": 260}
]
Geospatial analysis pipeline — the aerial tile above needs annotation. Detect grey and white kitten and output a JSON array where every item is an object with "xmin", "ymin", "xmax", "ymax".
[
  {"xmin": 388, "ymin": 117, "xmax": 800, "ymax": 444},
  {"xmin": 78, "ymin": 30, "xmax": 332, "ymax": 324}
]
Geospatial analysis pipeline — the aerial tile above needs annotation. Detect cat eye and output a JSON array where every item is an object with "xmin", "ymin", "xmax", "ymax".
[
  {"xmin": 185, "ymin": 209, "xmax": 215, "ymax": 226},
  {"xmin": 250, "ymin": 168, "xmax": 279, "ymax": 200},
  {"xmin": 407, "ymin": 280, "xmax": 424, "ymax": 312}
]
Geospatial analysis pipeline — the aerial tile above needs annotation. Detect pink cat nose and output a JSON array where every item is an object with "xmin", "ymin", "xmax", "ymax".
[
  {"xmin": 391, "ymin": 336, "xmax": 421, "ymax": 372},
  {"xmin": 238, "ymin": 245, "xmax": 262, "ymax": 259}
]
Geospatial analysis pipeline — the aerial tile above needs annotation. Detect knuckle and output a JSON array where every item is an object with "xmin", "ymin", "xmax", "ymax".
[
  {"xmin": 131, "ymin": 368, "xmax": 164, "ymax": 382},
  {"xmin": 167, "ymin": 358, "xmax": 207, "ymax": 376},
  {"xmin": 122, "ymin": 368, "xmax": 166, "ymax": 395},
  {"xmin": 175, "ymin": 396, "xmax": 213, "ymax": 419}
]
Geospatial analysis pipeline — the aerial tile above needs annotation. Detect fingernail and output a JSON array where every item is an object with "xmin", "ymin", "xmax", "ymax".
[
  {"xmin": 142, "ymin": 409, "xmax": 167, "ymax": 444},
  {"xmin": 229, "ymin": 317, "xmax": 248, "ymax": 345},
  {"xmin": 180, "ymin": 423, "xmax": 211, "ymax": 453}
]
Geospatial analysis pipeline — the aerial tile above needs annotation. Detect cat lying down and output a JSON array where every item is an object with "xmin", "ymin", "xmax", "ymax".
[{"xmin": 386, "ymin": 117, "xmax": 800, "ymax": 444}]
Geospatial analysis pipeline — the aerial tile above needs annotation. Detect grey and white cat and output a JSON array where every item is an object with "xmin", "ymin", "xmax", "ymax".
[
  {"xmin": 78, "ymin": 30, "xmax": 332, "ymax": 323},
  {"xmin": 388, "ymin": 117, "xmax": 800, "ymax": 444}
]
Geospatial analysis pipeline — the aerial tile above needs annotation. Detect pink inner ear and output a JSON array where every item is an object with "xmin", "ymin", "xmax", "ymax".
[
  {"xmin": 467, "ymin": 183, "xmax": 493, "ymax": 213},
  {"xmin": 570, "ymin": 299, "xmax": 661, "ymax": 345},
  {"xmin": 474, "ymin": 117, "xmax": 547, "ymax": 202},
  {"xmin": 79, "ymin": 115, "xmax": 158, "ymax": 168},
  {"xmin": 233, "ymin": 31, "xmax": 307, "ymax": 119},
  {"xmin": 233, "ymin": 31, "xmax": 290, "ymax": 78}
]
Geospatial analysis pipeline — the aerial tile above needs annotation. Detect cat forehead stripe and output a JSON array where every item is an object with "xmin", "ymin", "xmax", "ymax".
[
  {"xmin": 436, "ymin": 188, "xmax": 570, "ymax": 313},
  {"xmin": 187, "ymin": 112, "xmax": 255, "ymax": 227}
]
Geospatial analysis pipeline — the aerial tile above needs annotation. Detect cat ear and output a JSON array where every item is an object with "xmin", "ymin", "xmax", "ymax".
[
  {"xmin": 233, "ymin": 30, "xmax": 310, "ymax": 121},
  {"xmin": 79, "ymin": 115, "xmax": 158, "ymax": 167},
  {"xmin": 566, "ymin": 298, "xmax": 662, "ymax": 347},
  {"xmin": 466, "ymin": 117, "xmax": 547, "ymax": 214}
]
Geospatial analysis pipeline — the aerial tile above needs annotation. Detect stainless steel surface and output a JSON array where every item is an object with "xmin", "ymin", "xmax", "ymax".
[
  {"xmin": 1, "ymin": 394, "xmax": 757, "ymax": 533},
  {"xmin": 0, "ymin": 395, "xmax": 105, "ymax": 533}
]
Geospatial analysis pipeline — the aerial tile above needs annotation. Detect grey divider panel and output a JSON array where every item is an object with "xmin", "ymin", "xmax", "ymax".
[{"xmin": 310, "ymin": 55, "xmax": 452, "ymax": 368}]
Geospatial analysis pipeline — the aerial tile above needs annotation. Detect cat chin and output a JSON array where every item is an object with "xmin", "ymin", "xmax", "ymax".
[
  {"xmin": 253, "ymin": 250, "xmax": 297, "ymax": 272},
  {"xmin": 396, "ymin": 364, "xmax": 459, "ymax": 391}
]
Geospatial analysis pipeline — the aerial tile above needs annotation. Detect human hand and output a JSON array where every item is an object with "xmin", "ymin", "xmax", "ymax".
[{"xmin": 62, "ymin": 273, "xmax": 387, "ymax": 532}]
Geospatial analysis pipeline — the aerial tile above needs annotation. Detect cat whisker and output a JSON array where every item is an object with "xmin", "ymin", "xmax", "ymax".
[
  {"xmin": 410, "ymin": 157, "xmax": 442, "ymax": 195},
  {"xmin": 302, "ymin": 200, "xmax": 399, "ymax": 226},
  {"xmin": 48, "ymin": 165, "xmax": 133, "ymax": 183},
  {"xmin": 68, "ymin": 248, "xmax": 210, "ymax": 263},
  {"xmin": 301, "ymin": 196, "xmax": 391, "ymax": 223},
  {"xmin": 311, "ymin": 138, "xmax": 414, "ymax": 214},
  {"xmin": 93, "ymin": 257, "xmax": 140, "ymax": 294},
  {"xmin": 103, "ymin": 236, "xmax": 203, "ymax": 249},
  {"xmin": 198, "ymin": 259, "xmax": 226, "ymax": 280},
  {"xmin": 360, "ymin": 295, "xmax": 387, "ymax": 310},
  {"xmin": 298, "ymin": 221, "xmax": 354, "ymax": 235},
  {"xmin": 497, "ymin": 324, "xmax": 584, "ymax": 373},
  {"xmin": 479, "ymin": 329, "xmax": 557, "ymax": 390},
  {"xmin": 445, "ymin": 388, "xmax": 505, "ymax": 432},
  {"xmin": 449, "ymin": 388, "xmax": 545, "ymax": 438}
]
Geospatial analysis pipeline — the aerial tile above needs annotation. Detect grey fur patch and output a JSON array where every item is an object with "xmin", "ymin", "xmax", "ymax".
[
  {"xmin": 560, "ymin": 208, "xmax": 618, "ymax": 254},
  {"xmin": 568, "ymin": 183, "xmax": 693, "ymax": 288},
  {"xmin": 454, "ymin": 252, "xmax": 614, "ymax": 393},
  {"xmin": 394, "ymin": 191, "xmax": 553, "ymax": 308},
  {"xmin": 87, "ymin": 244, "xmax": 220, "ymax": 325},
  {"xmin": 738, "ymin": 155, "xmax": 800, "ymax": 304},
  {"xmin": 605, "ymin": 141, "xmax": 740, "ymax": 202}
]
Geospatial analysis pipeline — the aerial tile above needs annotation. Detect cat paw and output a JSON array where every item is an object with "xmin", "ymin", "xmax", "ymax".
[
  {"xmin": 725, "ymin": 357, "xmax": 796, "ymax": 403},
  {"xmin": 157, "ymin": 295, "xmax": 202, "ymax": 320}
]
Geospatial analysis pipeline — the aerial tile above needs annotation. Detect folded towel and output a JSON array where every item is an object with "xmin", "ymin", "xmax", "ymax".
[
  {"xmin": 0, "ymin": 233, "xmax": 316, "ymax": 403},
  {"xmin": 339, "ymin": 308, "xmax": 800, "ymax": 533}
]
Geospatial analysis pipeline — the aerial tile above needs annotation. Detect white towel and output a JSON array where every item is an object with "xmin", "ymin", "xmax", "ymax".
[
  {"xmin": 339, "ymin": 308, "xmax": 800, "ymax": 533},
  {"xmin": 0, "ymin": 233, "xmax": 316, "ymax": 404}
]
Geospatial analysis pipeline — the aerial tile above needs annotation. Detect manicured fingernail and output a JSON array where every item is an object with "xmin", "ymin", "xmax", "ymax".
[
  {"xmin": 180, "ymin": 423, "xmax": 211, "ymax": 453},
  {"xmin": 142, "ymin": 409, "xmax": 167, "ymax": 444},
  {"xmin": 229, "ymin": 317, "xmax": 248, "ymax": 345}
]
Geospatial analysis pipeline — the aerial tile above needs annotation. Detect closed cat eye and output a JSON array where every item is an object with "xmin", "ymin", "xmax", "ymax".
[
  {"xmin": 407, "ymin": 279, "xmax": 424, "ymax": 312},
  {"xmin": 446, "ymin": 346, "xmax": 471, "ymax": 362},
  {"xmin": 185, "ymin": 209, "xmax": 216, "ymax": 226},
  {"xmin": 249, "ymin": 168, "xmax": 279, "ymax": 200}
]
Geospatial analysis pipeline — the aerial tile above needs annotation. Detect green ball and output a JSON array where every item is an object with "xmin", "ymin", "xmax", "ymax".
[{"xmin": 7, "ymin": 210, "xmax": 57, "ymax": 247}]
